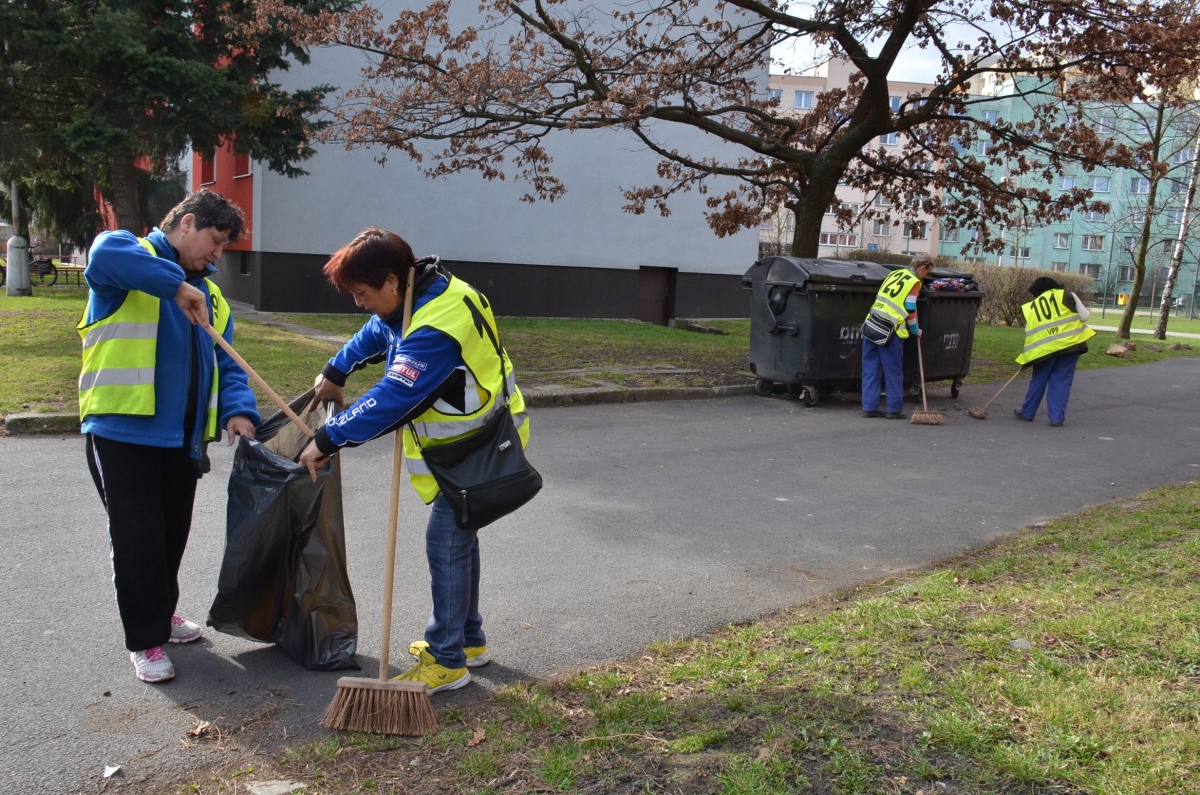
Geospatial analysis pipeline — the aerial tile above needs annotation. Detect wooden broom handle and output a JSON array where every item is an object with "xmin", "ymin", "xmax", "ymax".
[
  {"xmin": 202, "ymin": 323, "xmax": 314, "ymax": 438},
  {"xmin": 916, "ymin": 336, "xmax": 929, "ymax": 412},
  {"xmin": 981, "ymin": 368, "xmax": 1024, "ymax": 412},
  {"xmin": 378, "ymin": 267, "xmax": 418, "ymax": 681}
]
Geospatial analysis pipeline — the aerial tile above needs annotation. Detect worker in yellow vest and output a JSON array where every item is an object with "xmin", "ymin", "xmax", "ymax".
[
  {"xmin": 1013, "ymin": 276, "xmax": 1095, "ymax": 426},
  {"xmin": 297, "ymin": 228, "xmax": 531, "ymax": 695},
  {"xmin": 861, "ymin": 254, "xmax": 935, "ymax": 418},
  {"xmin": 79, "ymin": 191, "xmax": 260, "ymax": 684}
]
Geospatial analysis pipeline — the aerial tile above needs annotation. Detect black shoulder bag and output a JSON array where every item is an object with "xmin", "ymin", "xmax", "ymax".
[{"xmin": 409, "ymin": 329, "xmax": 542, "ymax": 532}]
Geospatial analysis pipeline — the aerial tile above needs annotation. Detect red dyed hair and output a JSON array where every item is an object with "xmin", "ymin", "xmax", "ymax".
[{"xmin": 323, "ymin": 227, "xmax": 416, "ymax": 291}]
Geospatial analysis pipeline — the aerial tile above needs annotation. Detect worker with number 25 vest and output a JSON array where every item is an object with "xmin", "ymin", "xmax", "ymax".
[
  {"xmin": 1013, "ymin": 276, "xmax": 1095, "ymax": 426},
  {"xmin": 861, "ymin": 254, "xmax": 935, "ymax": 419}
]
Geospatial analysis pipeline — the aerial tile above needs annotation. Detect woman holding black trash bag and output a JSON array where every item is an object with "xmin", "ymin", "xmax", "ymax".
[{"xmin": 298, "ymin": 227, "xmax": 532, "ymax": 694}]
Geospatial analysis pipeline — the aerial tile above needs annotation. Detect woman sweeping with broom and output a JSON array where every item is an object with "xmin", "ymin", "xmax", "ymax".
[{"xmin": 298, "ymin": 228, "xmax": 533, "ymax": 697}]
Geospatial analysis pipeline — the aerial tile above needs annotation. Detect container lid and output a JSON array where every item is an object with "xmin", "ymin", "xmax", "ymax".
[
  {"xmin": 759, "ymin": 257, "xmax": 892, "ymax": 289},
  {"xmin": 882, "ymin": 262, "xmax": 977, "ymax": 281}
]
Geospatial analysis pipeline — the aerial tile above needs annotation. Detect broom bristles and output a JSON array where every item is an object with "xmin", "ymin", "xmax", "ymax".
[
  {"xmin": 911, "ymin": 410, "xmax": 944, "ymax": 425},
  {"xmin": 321, "ymin": 677, "xmax": 439, "ymax": 735}
]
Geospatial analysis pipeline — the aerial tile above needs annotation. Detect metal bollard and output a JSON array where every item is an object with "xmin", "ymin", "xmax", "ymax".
[{"xmin": 6, "ymin": 234, "xmax": 31, "ymax": 297}]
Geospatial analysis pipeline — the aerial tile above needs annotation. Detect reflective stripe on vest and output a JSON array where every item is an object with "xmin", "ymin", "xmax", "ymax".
[
  {"xmin": 866, "ymin": 268, "xmax": 919, "ymax": 340},
  {"xmin": 78, "ymin": 237, "xmax": 231, "ymax": 441},
  {"xmin": 401, "ymin": 276, "xmax": 530, "ymax": 503},
  {"xmin": 1015, "ymin": 289, "xmax": 1096, "ymax": 366}
]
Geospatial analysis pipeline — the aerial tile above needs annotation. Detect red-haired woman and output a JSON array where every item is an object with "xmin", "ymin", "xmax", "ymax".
[{"xmin": 298, "ymin": 228, "xmax": 530, "ymax": 693}]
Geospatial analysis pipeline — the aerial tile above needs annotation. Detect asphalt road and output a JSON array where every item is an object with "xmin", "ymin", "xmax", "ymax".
[{"xmin": 4, "ymin": 358, "xmax": 1200, "ymax": 794}]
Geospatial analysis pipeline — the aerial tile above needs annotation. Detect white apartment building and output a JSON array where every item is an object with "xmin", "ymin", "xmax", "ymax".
[{"xmin": 763, "ymin": 60, "xmax": 941, "ymax": 260}]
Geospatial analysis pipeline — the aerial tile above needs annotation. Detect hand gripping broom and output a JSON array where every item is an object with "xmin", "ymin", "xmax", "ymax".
[
  {"xmin": 910, "ymin": 337, "xmax": 944, "ymax": 425},
  {"xmin": 320, "ymin": 268, "xmax": 438, "ymax": 736}
]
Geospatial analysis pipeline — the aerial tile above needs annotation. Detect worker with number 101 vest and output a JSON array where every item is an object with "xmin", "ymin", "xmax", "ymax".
[{"xmin": 1013, "ymin": 276, "xmax": 1095, "ymax": 426}]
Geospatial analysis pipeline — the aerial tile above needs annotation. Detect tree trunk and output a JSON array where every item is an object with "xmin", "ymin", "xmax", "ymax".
[
  {"xmin": 110, "ymin": 151, "xmax": 143, "ymax": 234},
  {"xmin": 1117, "ymin": 104, "xmax": 1166, "ymax": 339},
  {"xmin": 1154, "ymin": 135, "xmax": 1200, "ymax": 339},
  {"xmin": 787, "ymin": 175, "xmax": 841, "ymax": 258}
]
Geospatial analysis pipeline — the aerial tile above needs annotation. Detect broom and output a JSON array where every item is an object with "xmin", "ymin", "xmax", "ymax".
[
  {"xmin": 321, "ymin": 267, "xmax": 438, "ymax": 736},
  {"xmin": 201, "ymin": 323, "xmax": 314, "ymax": 438},
  {"xmin": 910, "ymin": 337, "xmax": 944, "ymax": 425},
  {"xmin": 967, "ymin": 368, "xmax": 1023, "ymax": 420}
]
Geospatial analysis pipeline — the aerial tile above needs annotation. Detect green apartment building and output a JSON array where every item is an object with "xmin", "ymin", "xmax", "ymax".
[{"xmin": 938, "ymin": 75, "xmax": 1199, "ymax": 312}]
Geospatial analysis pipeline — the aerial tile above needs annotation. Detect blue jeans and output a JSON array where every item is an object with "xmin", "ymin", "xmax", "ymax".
[
  {"xmin": 861, "ymin": 334, "xmax": 905, "ymax": 413},
  {"xmin": 424, "ymin": 494, "xmax": 485, "ymax": 669},
  {"xmin": 1020, "ymin": 352, "xmax": 1080, "ymax": 424}
]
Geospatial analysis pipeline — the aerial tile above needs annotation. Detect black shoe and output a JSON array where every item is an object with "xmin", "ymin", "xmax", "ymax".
[
  {"xmin": 1049, "ymin": 421, "xmax": 1064, "ymax": 427},
  {"xmin": 862, "ymin": 410, "xmax": 881, "ymax": 418},
  {"xmin": 885, "ymin": 412, "xmax": 907, "ymax": 420},
  {"xmin": 1012, "ymin": 409, "xmax": 1033, "ymax": 421}
]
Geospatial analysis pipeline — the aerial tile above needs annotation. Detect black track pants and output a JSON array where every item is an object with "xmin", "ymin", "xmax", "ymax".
[{"xmin": 85, "ymin": 434, "xmax": 199, "ymax": 652}]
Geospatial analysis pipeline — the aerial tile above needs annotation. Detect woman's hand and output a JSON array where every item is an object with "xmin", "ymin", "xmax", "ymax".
[
  {"xmin": 226, "ymin": 415, "xmax": 256, "ymax": 446},
  {"xmin": 298, "ymin": 439, "xmax": 332, "ymax": 483},
  {"xmin": 312, "ymin": 374, "xmax": 345, "ymax": 411}
]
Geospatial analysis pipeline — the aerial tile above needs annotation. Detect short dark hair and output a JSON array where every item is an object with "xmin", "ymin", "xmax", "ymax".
[
  {"xmin": 1029, "ymin": 276, "xmax": 1062, "ymax": 296},
  {"xmin": 161, "ymin": 189, "xmax": 245, "ymax": 242},
  {"xmin": 323, "ymin": 227, "xmax": 417, "ymax": 292}
]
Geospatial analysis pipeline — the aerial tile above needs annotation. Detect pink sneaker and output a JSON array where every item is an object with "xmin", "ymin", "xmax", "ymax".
[
  {"xmin": 169, "ymin": 615, "xmax": 203, "ymax": 644},
  {"xmin": 131, "ymin": 645, "xmax": 175, "ymax": 683}
]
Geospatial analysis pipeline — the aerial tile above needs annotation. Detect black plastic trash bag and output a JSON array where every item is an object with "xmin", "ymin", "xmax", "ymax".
[{"xmin": 207, "ymin": 391, "xmax": 359, "ymax": 671}]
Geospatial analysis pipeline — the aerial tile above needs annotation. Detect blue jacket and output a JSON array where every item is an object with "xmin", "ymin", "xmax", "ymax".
[
  {"xmin": 80, "ymin": 228, "xmax": 260, "ymax": 462},
  {"xmin": 313, "ymin": 267, "xmax": 465, "ymax": 454}
]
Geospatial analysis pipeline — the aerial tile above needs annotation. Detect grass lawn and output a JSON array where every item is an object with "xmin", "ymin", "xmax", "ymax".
[
  {"xmin": 179, "ymin": 480, "xmax": 1200, "ymax": 794},
  {"xmin": 4, "ymin": 290, "xmax": 1200, "ymax": 415}
]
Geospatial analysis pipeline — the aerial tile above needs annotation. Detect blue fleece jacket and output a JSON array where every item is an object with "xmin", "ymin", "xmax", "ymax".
[
  {"xmin": 80, "ymin": 228, "xmax": 260, "ymax": 462},
  {"xmin": 313, "ymin": 270, "xmax": 465, "ymax": 455}
]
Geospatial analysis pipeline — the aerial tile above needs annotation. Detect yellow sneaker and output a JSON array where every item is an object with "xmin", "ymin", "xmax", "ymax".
[
  {"xmin": 392, "ymin": 646, "xmax": 470, "ymax": 694},
  {"xmin": 409, "ymin": 640, "xmax": 491, "ymax": 668}
]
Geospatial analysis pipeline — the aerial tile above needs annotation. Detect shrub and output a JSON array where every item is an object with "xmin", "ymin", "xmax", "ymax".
[{"xmin": 945, "ymin": 261, "xmax": 1095, "ymax": 326}]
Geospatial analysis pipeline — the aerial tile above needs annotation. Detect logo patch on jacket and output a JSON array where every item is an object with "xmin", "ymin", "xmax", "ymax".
[
  {"xmin": 396, "ymin": 355, "xmax": 427, "ymax": 371},
  {"xmin": 387, "ymin": 360, "xmax": 421, "ymax": 386}
]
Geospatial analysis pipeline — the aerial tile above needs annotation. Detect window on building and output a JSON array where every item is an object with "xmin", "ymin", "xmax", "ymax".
[
  {"xmin": 1175, "ymin": 147, "xmax": 1194, "ymax": 164},
  {"xmin": 1051, "ymin": 262, "xmax": 1069, "ymax": 272},
  {"xmin": 1081, "ymin": 235, "xmax": 1105, "ymax": 251},
  {"xmin": 1170, "ymin": 179, "xmax": 1186, "ymax": 194},
  {"xmin": 825, "ymin": 202, "xmax": 861, "ymax": 216},
  {"xmin": 1121, "ymin": 235, "xmax": 1135, "ymax": 251},
  {"xmin": 1087, "ymin": 176, "xmax": 1110, "ymax": 192},
  {"xmin": 1129, "ymin": 208, "xmax": 1147, "ymax": 224},
  {"xmin": 1166, "ymin": 208, "xmax": 1185, "ymax": 224},
  {"xmin": 1009, "ymin": 246, "xmax": 1031, "ymax": 260},
  {"xmin": 233, "ymin": 152, "xmax": 251, "ymax": 178},
  {"xmin": 880, "ymin": 131, "xmax": 899, "ymax": 145},
  {"xmin": 889, "ymin": 96, "xmax": 901, "ymax": 113},
  {"xmin": 819, "ymin": 232, "xmax": 858, "ymax": 247},
  {"xmin": 1059, "ymin": 175, "xmax": 1075, "ymax": 190},
  {"xmin": 199, "ymin": 153, "xmax": 215, "ymax": 185},
  {"xmin": 872, "ymin": 219, "xmax": 892, "ymax": 236},
  {"xmin": 941, "ymin": 226, "xmax": 958, "ymax": 242},
  {"xmin": 977, "ymin": 140, "xmax": 992, "ymax": 156},
  {"xmin": 1084, "ymin": 209, "xmax": 1107, "ymax": 222},
  {"xmin": 1180, "ymin": 114, "xmax": 1200, "ymax": 135},
  {"xmin": 981, "ymin": 110, "xmax": 999, "ymax": 125},
  {"xmin": 1079, "ymin": 263, "xmax": 1101, "ymax": 278},
  {"xmin": 767, "ymin": 89, "xmax": 782, "ymax": 104},
  {"xmin": 873, "ymin": 194, "xmax": 892, "ymax": 207},
  {"xmin": 1096, "ymin": 116, "xmax": 1118, "ymax": 134},
  {"xmin": 1120, "ymin": 266, "xmax": 1136, "ymax": 281},
  {"xmin": 1130, "ymin": 176, "xmax": 1150, "ymax": 194},
  {"xmin": 1053, "ymin": 233, "xmax": 1070, "ymax": 249},
  {"xmin": 794, "ymin": 90, "xmax": 813, "ymax": 109},
  {"xmin": 1059, "ymin": 206, "xmax": 1073, "ymax": 220},
  {"xmin": 903, "ymin": 221, "xmax": 927, "ymax": 240},
  {"xmin": 1163, "ymin": 239, "xmax": 1176, "ymax": 253}
]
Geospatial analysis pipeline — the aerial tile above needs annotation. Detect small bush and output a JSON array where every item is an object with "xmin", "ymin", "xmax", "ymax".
[{"xmin": 946, "ymin": 261, "xmax": 1094, "ymax": 326}]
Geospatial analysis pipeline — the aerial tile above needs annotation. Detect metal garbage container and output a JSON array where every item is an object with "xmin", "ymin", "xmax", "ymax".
[
  {"xmin": 742, "ymin": 257, "xmax": 893, "ymax": 405},
  {"xmin": 885, "ymin": 265, "xmax": 984, "ymax": 399}
]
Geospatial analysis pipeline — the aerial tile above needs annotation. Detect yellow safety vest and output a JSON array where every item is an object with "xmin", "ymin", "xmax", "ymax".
[
  {"xmin": 866, "ymin": 268, "xmax": 920, "ymax": 339},
  {"xmin": 1015, "ymin": 289, "xmax": 1095, "ymax": 366},
  {"xmin": 77, "ymin": 237, "xmax": 229, "ymax": 441},
  {"xmin": 401, "ymin": 276, "xmax": 530, "ymax": 503}
]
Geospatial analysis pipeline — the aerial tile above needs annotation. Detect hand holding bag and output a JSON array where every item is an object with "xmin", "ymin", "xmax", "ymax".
[{"xmin": 410, "ymin": 327, "xmax": 541, "ymax": 531}]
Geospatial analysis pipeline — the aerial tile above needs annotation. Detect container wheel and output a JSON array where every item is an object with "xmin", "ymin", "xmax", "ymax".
[
  {"xmin": 951, "ymin": 380, "xmax": 962, "ymax": 399},
  {"xmin": 800, "ymin": 385, "xmax": 820, "ymax": 407},
  {"xmin": 755, "ymin": 378, "xmax": 773, "ymax": 397}
]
